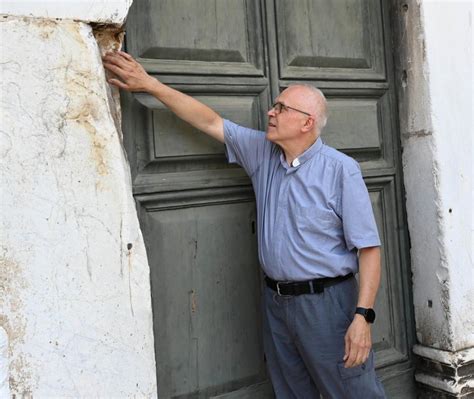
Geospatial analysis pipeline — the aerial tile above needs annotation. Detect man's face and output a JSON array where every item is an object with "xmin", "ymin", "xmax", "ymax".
[{"xmin": 266, "ymin": 87, "xmax": 313, "ymax": 145}]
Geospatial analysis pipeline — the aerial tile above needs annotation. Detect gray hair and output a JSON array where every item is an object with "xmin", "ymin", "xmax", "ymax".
[{"xmin": 288, "ymin": 84, "xmax": 328, "ymax": 133}]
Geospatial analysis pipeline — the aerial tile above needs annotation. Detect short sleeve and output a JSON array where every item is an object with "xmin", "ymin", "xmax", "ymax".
[
  {"xmin": 224, "ymin": 119, "xmax": 268, "ymax": 177},
  {"xmin": 340, "ymin": 161, "xmax": 381, "ymax": 251}
]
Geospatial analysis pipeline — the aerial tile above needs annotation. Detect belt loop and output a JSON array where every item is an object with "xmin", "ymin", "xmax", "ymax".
[
  {"xmin": 309, "ymin": 280, "xmax": 314, "ymax": 294},
  {"xmin": 314, "ymin": 281, "xmax": 324, "ymax": 294},
  {"xmin": 276, "ymin": 281, "xmax": 282, "ymax": 296}
]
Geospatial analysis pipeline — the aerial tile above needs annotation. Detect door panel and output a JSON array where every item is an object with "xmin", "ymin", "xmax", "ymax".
[
  {"xmin": 125, "ymin": 0, "xmax": 415, "ymax": 397},
  {"xmin": 369, "ymin": 178, "xmax": 410, "ymax": 368},
  {"xmin": 130, "ymin": 86, "xmax": 268, "ymax": 178},
  {"xmin": 145, "ymin": 94, "xmax": 263, "ymax": 159},
  {"xmin": 127, "ymin": 0, "xmax": 265, "ymax": 76},
  {"xmin": 126, "ymin": 1, "xmax": 270, "ymax": 395},
  {"xmin": 325, "ymin": 97, "xmax": 382, "ymax": 153},
  {"xmin": 275, "ymin": 0, "xmax": 385, "ymax": 80},
  {"xmin": 139, "ymin": 199, "xmax": 263, "ymax": 398}
]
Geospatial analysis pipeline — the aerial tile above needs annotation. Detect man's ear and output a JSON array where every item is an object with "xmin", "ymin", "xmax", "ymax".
[{"xmin": 302, "ymin": 116, "xmax": 315, "ymax": 133}]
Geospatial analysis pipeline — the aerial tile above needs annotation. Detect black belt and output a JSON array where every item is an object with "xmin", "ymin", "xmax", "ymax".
[{"xmin": 265, "ymin": 273, "xmax": 353, "ymax": 296}]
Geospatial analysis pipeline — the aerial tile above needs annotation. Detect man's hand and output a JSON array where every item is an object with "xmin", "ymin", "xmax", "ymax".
[
  {"xmin": 102, "ymin": 51, "xmax": 156, "ymax": 92},
  {"xmin": 102, "ymin": 50, "xmax": 224, "ymax": 142},
  {"xmin": 343, "ymin": 314, "xmax": 372, "ymax": 368}
]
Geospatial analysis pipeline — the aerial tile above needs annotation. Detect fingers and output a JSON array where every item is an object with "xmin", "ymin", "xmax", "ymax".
[
  {"xmin": 102, "ymin": 50, "xmax": 153, "ymax": 92},
  {"xmin": 108, "ymin": 78, "xmax": 129, "ymax": 90},
  {"xmin": 343, "ymin": 333, "xmax": 350, "ymax": 362},
  {"xmin": 103, "ymin": 52, "xmax": 132, "ymax": 71},
  {"xmin": 118, "ymin": 50, "xmax": 134, "ymax": 61},
  {"xmin": 102, "ymin": 62, "xmax": 128, "ymax": 80},
  {"xmin": 344, "ymin": 343, "xmax": 370, "ymax": 368},
  {"xmin": 343, "ymin": 323, "xmax": 371, "ymax": 368},
  {"xmin": 344, "ymin": 342, "xmax": 359, "ymax": 368}
]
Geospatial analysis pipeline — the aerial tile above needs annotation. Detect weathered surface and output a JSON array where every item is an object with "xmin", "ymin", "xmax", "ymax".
[
  {"xmin": 392, "ymin": 0, "xmax": 473, "ymax": 352},
  {"xmin": 391, "ymin": 0, "xmax": 449, "ymax": 350},
  {"xmin": 421, "ymin": 1, "xmax": 474, "ymax": 352},
  {"xmin": 0, "ymin": 0, "xmax": 132, "ymax": 25},
  {"xmin": 391, "ymin": 0, "xmax": 473, "ymax": 396},
  {"xmin": 0, "ymin": 17, "xmax": 157, "ymax": 397},
  {"xmin": 415, "ymin": 345, "xmax": 474, "ymax": 396}
]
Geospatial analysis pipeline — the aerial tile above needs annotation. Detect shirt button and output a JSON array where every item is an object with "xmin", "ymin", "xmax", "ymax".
[{"xmin": 292, "ymin": 158, "xmax": 300, "ymax": 167}]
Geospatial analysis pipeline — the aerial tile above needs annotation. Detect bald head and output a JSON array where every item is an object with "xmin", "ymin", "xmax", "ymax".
[{"xmin": 286, "ymin": 84, "xmax": 328, "ymax": 133}]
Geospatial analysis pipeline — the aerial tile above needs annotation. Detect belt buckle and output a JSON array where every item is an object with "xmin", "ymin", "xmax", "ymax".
[{"xmin": 276, "ymin": 281, "xmax": 290, "ymax": 296}]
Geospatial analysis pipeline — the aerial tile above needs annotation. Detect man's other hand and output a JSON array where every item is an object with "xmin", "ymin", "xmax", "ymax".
[
  {"xmin": 102, "ymin": 51, "xmax": 156, "ymax": 92},
  {"xmin": 343, "ymin": 314, "xmax": 372, "ymax": 368}
]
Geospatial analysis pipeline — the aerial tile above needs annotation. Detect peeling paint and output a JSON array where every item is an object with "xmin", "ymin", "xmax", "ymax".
[
  {"xmin": 1, "ymin": 16, "xmax": 156, "ymax": 396},
  {"xmin": 402, "ymin": 129, "xmax": 432, "ymax": 139},
  {"xmin": 391, "ymin": 0, "xmax": 457, "ymax": 351},
  {"xmin": 92, "ymin": 24, "xmax": 124, "ymax": 53},
  {"xmin": 92, "ymin": 23, "xmax": 125, "ymax": 140},
  {"xmin": 392, "ymin": 0, "xmax": 473, "ymax": 394},
  {"xmin": 62, "ymin": 24, "xmax": 111, "ymax": 177},
  {"xmin": 415, "ymin": 344, "xmax": 474, "ymax": 396},
  {"xmin": 0, "ymin": 256, "xmax": 34, "ymax": 394}
]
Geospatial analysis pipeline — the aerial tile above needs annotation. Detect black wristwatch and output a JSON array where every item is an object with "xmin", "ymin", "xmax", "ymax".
[{"xmin": 355, "ymin": 307, "xmax": 376, "ymax": 323}]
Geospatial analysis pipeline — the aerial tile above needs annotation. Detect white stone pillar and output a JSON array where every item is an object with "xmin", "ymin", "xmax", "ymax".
[
  {"xmin": 392, "ymin": 1, "xmax": 473, "ymax": 397},
  {"xmin": 0, "ymin": 2, "xmax": 157, "ymax": 397}
]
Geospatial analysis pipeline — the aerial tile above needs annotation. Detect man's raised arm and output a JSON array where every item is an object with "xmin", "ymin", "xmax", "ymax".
[{"xmin": 102, "ymin": 51, "xmax": 224, "ymax": 143}]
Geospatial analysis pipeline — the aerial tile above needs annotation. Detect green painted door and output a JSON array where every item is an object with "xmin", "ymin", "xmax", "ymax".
[{"xmin": 123, "ymin": 1, "xmax": 416, "ymax": 397}]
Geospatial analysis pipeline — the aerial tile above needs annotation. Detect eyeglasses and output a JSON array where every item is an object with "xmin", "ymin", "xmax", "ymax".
[{"xmin": 271, "ymin": 102, "xmax": 312, "ymax": 117}]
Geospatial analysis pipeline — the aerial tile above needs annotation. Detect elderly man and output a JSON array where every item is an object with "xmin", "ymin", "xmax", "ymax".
[{"xmin": 103, "ymin": 50, "xmax": 386, "ymax": 398}]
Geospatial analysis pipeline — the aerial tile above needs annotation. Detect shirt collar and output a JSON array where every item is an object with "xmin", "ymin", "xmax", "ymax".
[{"xmin": 279, "ymin": 137, "xmax": 324, "ymax": 172}]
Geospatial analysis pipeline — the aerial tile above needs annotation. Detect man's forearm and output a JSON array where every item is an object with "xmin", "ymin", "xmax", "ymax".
[
  {"xmin": 356, "ymin": 246, "xmax": 381, "ymax": 309},
  {"xmin": 344, "ymin": 246, "xmax": 381, "ymax": 367},
  {"xmin": 102, "ymin": 51, "xmax": 224, "ymax": 142},
  {"xmin": 146, "ymin": 79, "xmax": 224, "ymax": 143}
]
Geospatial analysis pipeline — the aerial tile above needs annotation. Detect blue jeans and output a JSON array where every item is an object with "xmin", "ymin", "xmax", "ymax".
[{"xmin": 263, "ymin": 275, "xmax": 386, "ymax": 398}]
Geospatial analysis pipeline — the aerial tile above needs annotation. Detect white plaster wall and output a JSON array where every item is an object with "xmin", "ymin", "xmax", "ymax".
[
  {"xmin": 395, "ymin": 0, "xmax": 451, "ymax": 349},
  {"xmin": 398, "ymin": 0, "xmax": 474, "ymax": 352},
  {"xmin": 421, "ymin": 1, "xmax": 474, "ymax": 351},
  {"xmin": 0, "ymin": 17, "xmax": 157, "ymax": 396},
  {"xmin": 0, "ymin": 0, "xmax": 132, "ymax": 24}
]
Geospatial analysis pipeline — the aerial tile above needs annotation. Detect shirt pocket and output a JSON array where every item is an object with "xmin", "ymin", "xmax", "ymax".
[{"xmin": 295, "ymin": 205, "xmax": 341, "ymax": 228}]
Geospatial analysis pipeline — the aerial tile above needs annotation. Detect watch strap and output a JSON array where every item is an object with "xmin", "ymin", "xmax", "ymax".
[{"xmin": 355, "ymin": 307, "xmax": 376, "ymax": 323}]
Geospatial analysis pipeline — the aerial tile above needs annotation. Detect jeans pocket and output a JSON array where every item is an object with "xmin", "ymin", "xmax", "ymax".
[
  {"xmin": 337, "ymin": 358, "xmax": 370, "ymax": 380},
  {"xmin": 337, "ymin": 352, "xmax": 386, "ymax": 398}
]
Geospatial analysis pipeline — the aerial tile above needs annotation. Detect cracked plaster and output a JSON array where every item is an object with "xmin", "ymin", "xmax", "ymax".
[
  {"xmin": 0, "ymin": 17, "xmax": 157, "ymax": 397},
  {"xmin": 392, "ymin": 0, "xmax": 473, "ymax": 353}
]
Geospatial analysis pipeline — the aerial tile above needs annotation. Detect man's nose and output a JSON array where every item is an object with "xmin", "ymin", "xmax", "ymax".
[{"xmin": 268, "ymin": 108, "xmax": 275, "ymax": 117}]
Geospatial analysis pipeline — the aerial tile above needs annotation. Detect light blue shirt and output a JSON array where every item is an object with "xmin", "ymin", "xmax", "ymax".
[{"xmin": 224, "ymin": 119, "xmax": 381, "ymax": 281}]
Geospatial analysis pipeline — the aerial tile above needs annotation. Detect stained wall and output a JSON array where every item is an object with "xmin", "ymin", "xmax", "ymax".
[{"xmin": 0, "ymin": 5, "xmax": 157, "ymax": 397}]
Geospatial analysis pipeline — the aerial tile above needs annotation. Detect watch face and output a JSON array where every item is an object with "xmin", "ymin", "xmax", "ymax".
[{"xmin": 366, "ymin": 309, "xmax": 376, "ymax": 323}]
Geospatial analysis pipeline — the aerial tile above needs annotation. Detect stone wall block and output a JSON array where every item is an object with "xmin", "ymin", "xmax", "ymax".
[
  {"xmin": 0, "ymin": 17, "xmax": 157, "ymax": 397},
  {"xmin": 391, "ymin": 1, "xmax": 474, "ymax": 396},
  {"xmin": 390, "ymin": 0, "xmax": 452, "ymax": 350}
]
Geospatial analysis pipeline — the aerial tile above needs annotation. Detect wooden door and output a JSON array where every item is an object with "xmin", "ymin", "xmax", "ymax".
[{"xmin": 123, "ymin": 1, "xmax": 416, "ymax": 397}]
